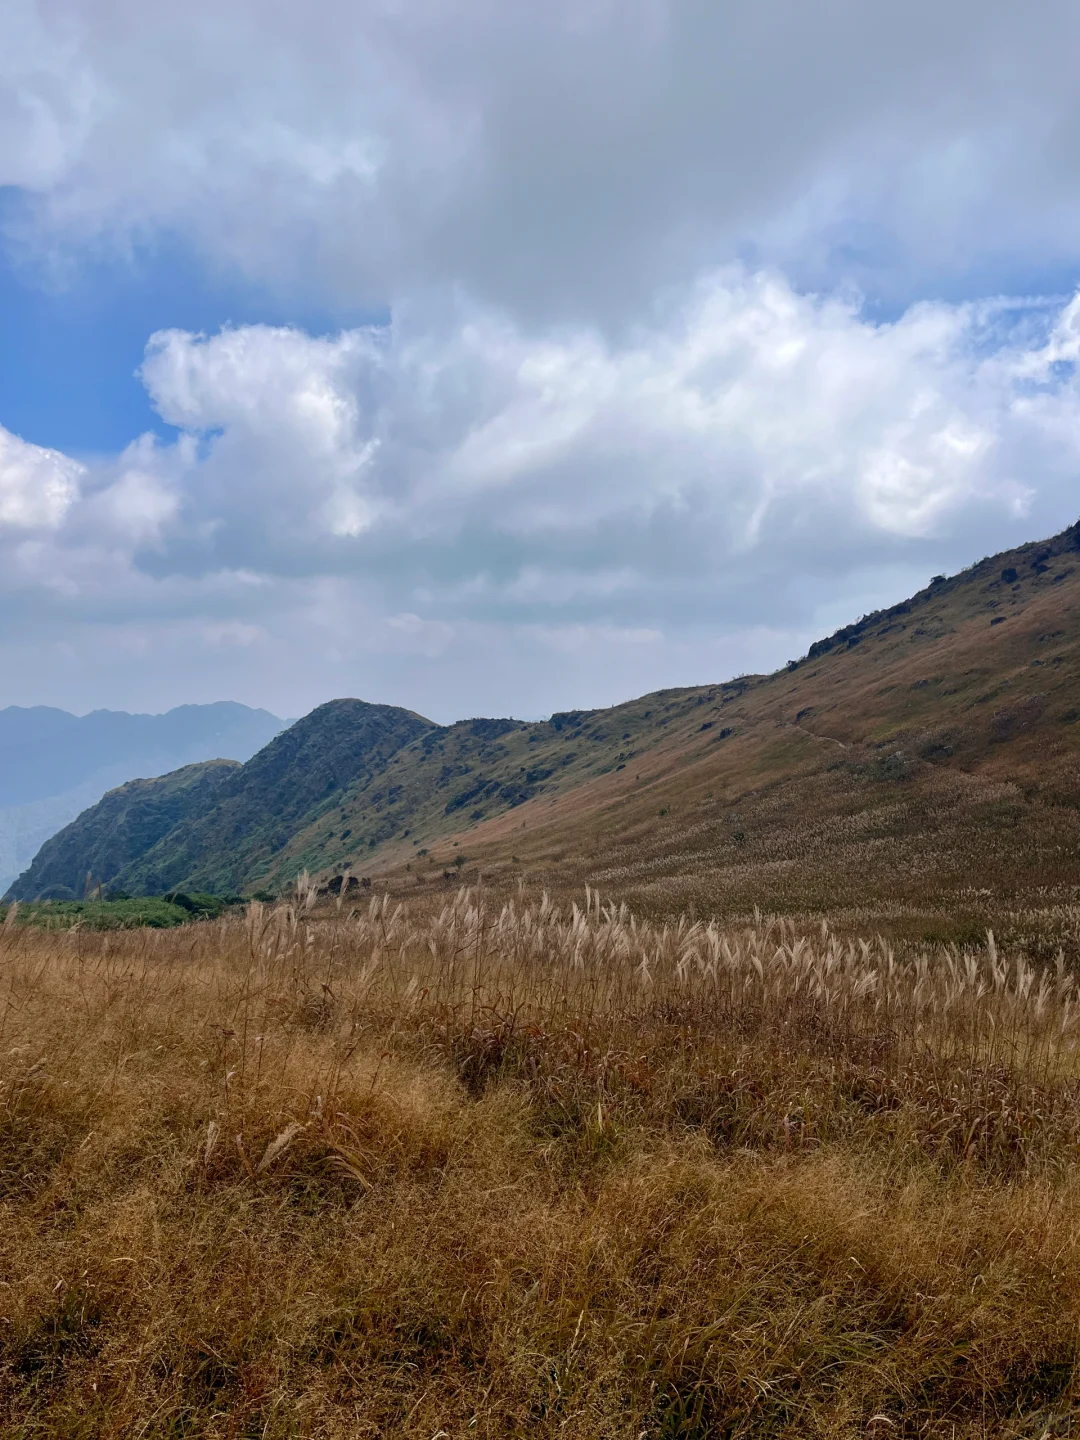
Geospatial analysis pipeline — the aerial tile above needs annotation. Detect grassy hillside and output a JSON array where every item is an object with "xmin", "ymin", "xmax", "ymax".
[
  {"xmin": 7, "ymin": 760, "xmax": 240, "ymax": 901},
  {"xmin": 8, "ymin": 524, "xmax": 1080, "ymax": 1431},
  {"xmin": 15, "ymin": 521, "xmax": 1080, "ymax": 938},
  {"xmin": 111, "ymin": 698, "xmax": 434, "ymax": 896},
  {"xmin": 383, "ymin": 519, "xmax": 1080, "ymax": 948},
  {"xmin": 4, "ymin": 892, "xmax": 1080, "ymax": 1433}
]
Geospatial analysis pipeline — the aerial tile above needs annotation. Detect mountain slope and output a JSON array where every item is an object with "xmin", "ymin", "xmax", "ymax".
[
  {"xmin": 105, "ymin": 699, "xmax": 434, "ymax": 896},
  {"xmin": 425, "ymin": 518, "xmax": 1080, "ymax": 939},
  {"xmin": 242, "ymin": 519, "xmax": 1080, "ymax": 917},
  {"xmin": 10, "ymin": 761, "xmax": 241, "ymax": 900},
  {"xmin": 0, "ymin": 701, "xmax": 286, "ymax": 894},
  {"xmin": 14, "ymin": 520, "xmax": 1080, "ymax": 934}
]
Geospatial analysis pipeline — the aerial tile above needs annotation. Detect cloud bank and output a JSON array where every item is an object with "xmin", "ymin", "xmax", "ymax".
[
  {"xmin": 2, "ymin": 1, "xmax": 1080, "ymax": 716},
  {"xmin": 2, "ymin": 269, "xmax": 1079, "ymax": 717},
  {"xmin": 7, "ymin": 0, "xmax": 1080, "ymax": 314}
]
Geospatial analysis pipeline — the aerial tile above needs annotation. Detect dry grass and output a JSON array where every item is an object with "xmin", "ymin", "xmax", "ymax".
[{"xmin": 4, "ymin": 886, "xmax": 1080, "ymax": 1436}]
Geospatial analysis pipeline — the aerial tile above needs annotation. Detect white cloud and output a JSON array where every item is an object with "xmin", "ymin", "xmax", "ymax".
[
  {"xmin": 0, "ymin": 426, "xmax": 81, "ymax": 530},
  {"xmin": 0, "ymin": 268, "xmax": 1078, "ymax": 720},
  {"xmin": 139, "ymin": 324, "xmax": 387, "ymax": 552},
  {"xmin": 116, "ymin": 270, "xmax": 1053, "ymax": 597},
  {"xmin": 6, "ymin": 0, "xmax": 1080, "ymax": 314},
  {"xmin": 6, "ymin": 2, "xmax": 1080, "ymax": 715},
  {"xmin": 87, "ymin": 462, "xmax": 178, "ymax": 545}
]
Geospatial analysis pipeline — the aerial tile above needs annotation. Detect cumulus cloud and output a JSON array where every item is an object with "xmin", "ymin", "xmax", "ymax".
[
  {"xmin": 0, "ymin": 426, "xmax": 81, "ymax": 530},
  {"xmin": 4, "ymin": 1, "xmax": 1080, "ymax": 715},
  {"xmin": 1, "ymin": 269, "xmax": 1079, "ymax": 717},
  {"xmin": 114, "ymin": 271, "xmax": 1063, "ymax": 618},
  {"xmin": 5, "ymin": 0, "xmax": 1080, "ymax": 314}
]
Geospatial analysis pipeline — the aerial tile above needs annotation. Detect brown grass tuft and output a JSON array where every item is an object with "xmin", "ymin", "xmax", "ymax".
[{"xmin": 2, "ymin": 889, "xmax": 1080, "ymax": 1435}]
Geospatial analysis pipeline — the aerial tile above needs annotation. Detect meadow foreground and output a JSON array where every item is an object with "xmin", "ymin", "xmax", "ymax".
[{"xmin": 3, "ymin": 887, "xmax": 1080, "ymax": 1437}]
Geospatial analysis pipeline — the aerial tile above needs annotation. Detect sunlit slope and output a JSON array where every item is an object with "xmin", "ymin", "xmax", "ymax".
[
  {"xmin": 14, "ymin": 520, "xmax": 1080, "ymax": 912},
  {"xmin": 388, "ymin": 523, "xmax": 1080, "ymax": 923},
  {"xmin": 252, "ymin": 698, "xmax": 729, "ymax": 888}
]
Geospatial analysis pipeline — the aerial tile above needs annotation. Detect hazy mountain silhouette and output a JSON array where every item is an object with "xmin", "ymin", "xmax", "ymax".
[{"xmin": 0, "ymin": 702, "xmax": 286, "ymax": 894}]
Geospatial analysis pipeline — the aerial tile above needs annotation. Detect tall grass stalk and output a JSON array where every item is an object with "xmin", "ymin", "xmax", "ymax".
[{"xmin": 3, "ymin": 888, "xmax": 1080, "ymax": 1434}]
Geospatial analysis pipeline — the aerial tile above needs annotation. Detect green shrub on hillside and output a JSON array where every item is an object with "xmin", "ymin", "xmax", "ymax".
[
  {"xmin": 0, "ymin": 897, "xmax": 190, "ymax": 930},
  {"xmin": 0, "ymin": 893, "xmax": 243, "ymax": 930},
  {"xmin": 163, "ymin": 890, "xmax": 243, "ymax": 920}
]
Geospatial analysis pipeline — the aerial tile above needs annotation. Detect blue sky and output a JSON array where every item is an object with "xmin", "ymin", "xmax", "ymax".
[
  {"xmin": 3, "ymin": 0, "xmax": 1080, "ymax": 722},
  {"xmin": 0, "ymin": 206, "xmax": 380, "ymax": 455}
]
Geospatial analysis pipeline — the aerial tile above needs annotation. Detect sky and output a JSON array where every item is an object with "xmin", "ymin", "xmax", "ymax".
[{"xmin": 3, "ymin": 1, "xmax": 1080, "ymax": 723}]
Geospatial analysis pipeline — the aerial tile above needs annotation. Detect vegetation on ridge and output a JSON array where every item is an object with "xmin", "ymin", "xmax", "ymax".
[
  {"xmin": 11, "ymin": 519, "xmax": 1080, "ymax": 955},
  {"xmin": 7, "ymin": 703, "xmax": 431, "ymax": 902},
  {"xmin": 5, "ymin": 760, "xmax": 240, "ymax": 903}
]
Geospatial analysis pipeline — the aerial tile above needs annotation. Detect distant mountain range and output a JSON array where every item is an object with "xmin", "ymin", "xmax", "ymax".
[
  {"xmin": 0, "ymin": 703, "xmax": 286, "ymax": 895},
  {"xmin": 11, "ymin": 520, "xmax": 1080, "ymax": 922}
]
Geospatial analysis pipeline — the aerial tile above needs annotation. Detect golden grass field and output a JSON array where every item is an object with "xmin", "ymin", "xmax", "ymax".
[{"xmin": 5, "ymin": 883, "xmax": 1080, "ymax": 1437}]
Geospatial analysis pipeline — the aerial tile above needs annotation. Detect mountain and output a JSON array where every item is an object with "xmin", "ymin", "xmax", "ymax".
[
  {"xmin": 9, "ymin": 700, "xmax": 432, "ymax": 900},
  {"xmin": 0, "ymin": 702, "xmax": 286, "ymax": 894},
  {"xmin": 11, "ymin": 762, "xmax": 241, "ymax": 901},
  {"xmin": 12, "ymin": 521, "xmax": 1080, "ymax": 939}
]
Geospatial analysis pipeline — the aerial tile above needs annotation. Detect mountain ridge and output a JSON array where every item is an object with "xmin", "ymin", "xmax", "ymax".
[
  {"xmin": 10, "ymin": 701, "xmax": 433, "ymax": 900},
  {"xmin": 11, "ymin": 520, "xmax": 1080, "ymax": 934},
  {"xmin": 0, "ymin": 701, "xmax": 285, "ymax": 808},
  {"xmin": 0, "ymin": 701, "xmax": 287, "ymax": 895}
]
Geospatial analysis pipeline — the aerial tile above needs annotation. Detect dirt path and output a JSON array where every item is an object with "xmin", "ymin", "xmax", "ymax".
[{"xmin": 792, "ymin": 722, "xmax": 849, "ymax": 750}]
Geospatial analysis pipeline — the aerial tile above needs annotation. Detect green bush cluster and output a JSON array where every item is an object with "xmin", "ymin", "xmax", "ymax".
[
  {"xmin": 162, "ymin": 890, "xmax": 243, "ymax": 920},
  {"xmin": 0, "ymin": 893, "xmax": 244, "ymax": 931}
]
